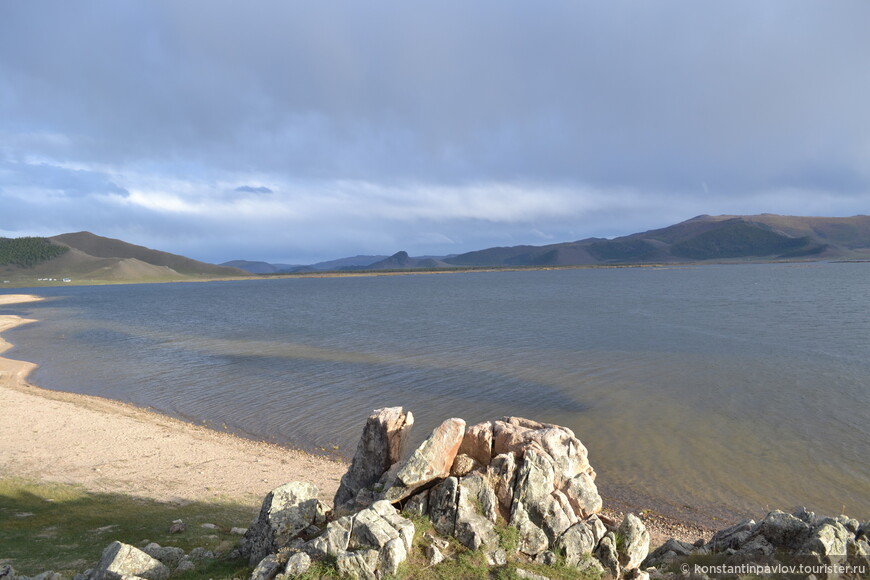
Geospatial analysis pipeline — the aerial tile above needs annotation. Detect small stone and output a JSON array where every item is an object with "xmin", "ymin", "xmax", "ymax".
[
  {"xmin": 230, "ymin": 527, "xmax": 247, "ymax": 535},
  {"xmin": 535, "ymin": 551, "xmax": 557, "ymax": 565},
  {"xmin": 175, "ymin": 558, "xmax": 196, "ymax": 573},
  {"xmin": 168, "ymin": 520, "xmax": 186, "ymax": 534},
  {"xmin": 424, "ymin": 544, "xmax": 446, "ymax": 566},
  {"xmin": 485, "ymin": 548, "xmax": 507, "ymax": 566},
  {"xmin": 283, "ymin": 551, "xmax": 311, "ymax": 577},
  {"xmin": 450, "ymin": 453, "xmax": 479, "ymax": 477},
  {"xmin": 187, "ymin": 547, "xmax": 214, "ymax": 561},
  {"xmin": 200, "ymin": 523, "xmax": 218, "ymax": 530},
  {"xmin": 514, "ymin": 568, "xmax": 550, "ymax": 580}
]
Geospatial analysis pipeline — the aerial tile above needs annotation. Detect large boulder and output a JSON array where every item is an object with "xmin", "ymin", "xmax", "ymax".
[
  {"xmin": 311, "ymin": 502, "xmax": 414, "ymax": 580},
  {"xmin": 617, "ymin": 513, "xmax": 650, "ymax": 571},
  {"xmin": 708, "ymin": 519, "xmax": 756, "ymax": 552},
  {"xmin": 383, "ymin": 418, "xmax": 466, "ymax": 502},
  {"xmin": 334, "ymin": 407, "xmax": 414, "ymax": 512},
  {"xmin": 557, "ymin": 521, "xmax": 598, "ymax": 566},
  {"xmin": 242, "ymin": 481, "xmax": 323, "ymax": 565},
  {"xmin": 90, "ymin": 541, "xmax": 169, "ymax": 580},
  {"xmin": 563, "ymin": 472, "xmax": 602, "ymax": 518},
  {"xmin": 754, "ymin": 510, "xmax": 812, "ymax": 550}
]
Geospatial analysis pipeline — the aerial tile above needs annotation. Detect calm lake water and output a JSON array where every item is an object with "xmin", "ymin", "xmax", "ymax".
[{"xmin": 2, "ymin": 263, "xmax": 868, "ymax": 520}]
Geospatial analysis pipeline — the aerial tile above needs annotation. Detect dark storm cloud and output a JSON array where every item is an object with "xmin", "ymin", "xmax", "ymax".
[{"xmin": 1, "ymin": 1, "xmax": 868, "ymax": 262}]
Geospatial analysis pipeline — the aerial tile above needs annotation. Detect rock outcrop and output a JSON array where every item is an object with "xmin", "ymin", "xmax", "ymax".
[
  {"xmin": 333, "ymin": 407, "xmax": 414, "ymax": 513},
  {"xmin": 241, "ymin": 481, "xmax": 326, "ymax": 565},
  {"xmin": 644, "ymin": 507, "xmax": 870, "ymax": 579}
]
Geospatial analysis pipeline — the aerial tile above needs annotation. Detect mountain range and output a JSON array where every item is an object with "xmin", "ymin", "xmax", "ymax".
[
  {"xmin": 2, "ymin": 215, "xmax": 869, "ymax": 284},
  {"xmin": 226, "ymin": 214, "xmax": 870, "ymax": 273}
]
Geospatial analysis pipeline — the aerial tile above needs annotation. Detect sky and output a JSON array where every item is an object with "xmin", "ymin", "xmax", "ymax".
[{"xmin": 1, "ymin": 1, "xmax": 869, "ymax": 265}]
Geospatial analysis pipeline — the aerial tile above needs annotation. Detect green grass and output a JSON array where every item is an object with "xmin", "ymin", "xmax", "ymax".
[
  {"xmin": 0, "ymin": 478, "xmax": 256, "ymax": 578},
  {"xmin": 1, "ymin": 479, "xmax": 604, "ymax": 580}
]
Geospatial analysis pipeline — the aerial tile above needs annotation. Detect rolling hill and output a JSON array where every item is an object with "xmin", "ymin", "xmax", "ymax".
[
  {"xmin": 1, "ymin": 232, "xmax": 246, "ymax": 283},
  {"xmin": 441, "ymin": 214, "xmax": 870, "ymax": 267}
]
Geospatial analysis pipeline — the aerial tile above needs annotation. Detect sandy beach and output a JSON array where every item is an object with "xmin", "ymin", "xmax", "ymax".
[{"xmin": 0, "ymin": 294, "xmax": 346, "ymax": 506}]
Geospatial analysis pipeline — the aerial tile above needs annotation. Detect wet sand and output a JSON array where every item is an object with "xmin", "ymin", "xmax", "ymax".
[{"xmin": 0, "ymin": 293, "xmax": 710, "ymax": 543}]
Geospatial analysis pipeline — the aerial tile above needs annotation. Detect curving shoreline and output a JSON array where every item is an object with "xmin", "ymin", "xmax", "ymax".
[
  {"xmin": 0, "ymin": 294, "xmax": 346, "ymax": 505},
  {"xmin": 0, "ymin": 293, "xmax": 712, "ymax": 544}
]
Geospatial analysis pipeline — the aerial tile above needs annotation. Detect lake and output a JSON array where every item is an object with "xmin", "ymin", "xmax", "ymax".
[{"xmin": 2, "ymin": 262, "xmax": 868, "ymax": 521}]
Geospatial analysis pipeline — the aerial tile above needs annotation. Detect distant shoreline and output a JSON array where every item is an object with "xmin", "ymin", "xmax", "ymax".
[{"xmin": 1, "ymin": 257, "xmax": 849, "ymax": 289}]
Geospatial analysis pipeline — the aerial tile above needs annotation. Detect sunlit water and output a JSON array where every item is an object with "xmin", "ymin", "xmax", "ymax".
[{"xmin": 2, "ymin": 263, "xmax": 868, "ymax": 520}]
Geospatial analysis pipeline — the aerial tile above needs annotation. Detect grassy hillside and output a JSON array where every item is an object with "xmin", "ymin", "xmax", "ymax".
[
  {"xmin": 0, "ymin": 237, "xmax": 69, "ymax": 268},
  {"xmin": 51, "ymin": 232, "xmax": 245, "ymax": 277}
]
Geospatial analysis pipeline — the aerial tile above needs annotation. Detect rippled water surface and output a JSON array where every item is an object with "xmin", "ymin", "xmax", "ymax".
[{"xmin": 3, "ymin": 263, "xmax": 868, "ymax": 519}]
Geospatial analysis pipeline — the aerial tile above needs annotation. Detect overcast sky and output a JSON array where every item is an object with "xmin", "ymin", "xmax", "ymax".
[{"xmin": 2, "ymin": 1, "xmax": 869, "ymax": 264}]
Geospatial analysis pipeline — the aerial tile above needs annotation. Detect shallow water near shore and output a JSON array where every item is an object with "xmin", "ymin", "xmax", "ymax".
[{"xmin": 2, "ymin": 263, "xmax": 868, "ymax": 521}]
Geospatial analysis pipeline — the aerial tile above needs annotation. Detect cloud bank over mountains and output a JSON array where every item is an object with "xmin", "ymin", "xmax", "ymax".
[{"xmin": 1, "ymin": 1, "xmax": 868, "ymax": 263}]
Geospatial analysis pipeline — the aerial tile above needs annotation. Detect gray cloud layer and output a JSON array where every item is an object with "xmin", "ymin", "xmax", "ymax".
[{"xmin": 1, "ymin": 1, "xmax": 868, "ymax": 263}]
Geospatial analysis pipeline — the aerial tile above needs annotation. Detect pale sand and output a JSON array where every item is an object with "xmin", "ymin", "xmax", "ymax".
[{"xmin": 0, "ymin": 294, "xmax": 347, "ymax": 506}]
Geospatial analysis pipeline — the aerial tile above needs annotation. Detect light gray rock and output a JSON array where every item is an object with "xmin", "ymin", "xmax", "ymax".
[
  {"xmin": 384, "ymin": 418, "xmax": 466, "ymax": 502},
  {"xmin": 618, "ymin": 513, "xmax": 651, "ymax": 571},
  {"xmin": 403, "ymin": 490, "xmax": 428, "ymax": 517},
  {"xmin": 379, "ymin": 537, "xmax": 408, "ymax": 577},
  {"xmin": 594, "ymin": 532, "xmax": 621, "ymax": 579},
  {"xmin": 350, "ymin": 507, "xmax": 400, "ymax": 550},
  {"xmin": 250, "ymin": 554, "xmax": 282, "ymax": 580},
  {"xmin": 168, "ymin": 520, "xmax": 186, "ymax": 534},
  {"xmin": 428, "ymin": 476, "xmax": 460, "ymax": 537},
  {"xmin": 186, "ymin": 547, "xmax": 214, "ymax": 562},
  {"xmin": 793, "ymin": 507, "xmax": 817, "ymax": 525},
  {"xmin": 489, "ymin": 452, "xmax": 517, "ymax": 518},
  {"xmin": 372, "ymin": 502, "xmax": 415, "ymax": 552},
  {"xmin": 754, "ymin": 510, "xmax": 811, "ymax": 550},
  {"xmin": 723, "ymin": 535, "xmax": 776, "ymax": 567},
  {"xmin": 514, "ymin": 568, "xmax": 550, "ymax": 580},
  {"xmin": 303, "ymin": 515, "xmax": 353, "ymax": 558},
  {"xmin": 459, "ymin": 471, "xmax": 498, "ymax": 523},
  {"xmin": 141, "ymin": 543, "xmax": 186, "ymax": 569},
  {"xmin": 231, "ymin": 527, "xmax": 248, "ymax": 535},
  {"xmin": 91, "ymin": 541, "xmax": 170, "ymax": 580},
  {"xmin": 458, "ymin": 421, "xmax": 493, "ymax": 465},
  {"xmin": 0, "ymin": 565, "xmax": 16, "ymax": 580},
  {"xmin": 455, "ymin": 511, "xmax": 499, "ymax": 551},
  {"xmin": 563, "ymin": 472, "xmax": 602, "ymax": 518},
  {"xmin": 334, "ymin": 407, "xmax": 414, "ymax": 512},
  {"xmin": 335, "ymin": 549, "xmax": 379, "ymax": 580},
  {"xmin": 642, "ymin": 538, "xmax": 695, "ymax": 567},
  {"xmin": 512, "ymin": 505, "xmax": 549, "ymax": 556},
  {"xmin": 535, "ymin": 550, "xmax": 557, "ymax": 565},
  {"xmin": 557, "ymin": 522, "xmax": 598, "ymax": 566},
  {"xmin": 242, "ymin": 481, "xmax": 321, "ymax": 565},
  {"xmin": 575, "ymin": 556, "xmax": 607, "ymax": 577},
  {"xmin": 799, "ymin": 521, "xmax": 851, "ymax": 566},
  {"xmin": 174, "ymin": 559, "xmax": 196, "ymax": 574},
  {"xmin": 708, "ymin": 519, "xmax": 756, "ymax": 552},
  {"xmin": 587, "ymin": 514, "xmax": 608, "ymax": 544},
  {"xmin": 847, "ymin": 538, "xmax": 869, "ymax": 568},
  {"xmin": 424, "ymin": 544, "xmax": 445, "ymax": 566},
  {"xmin": 283, "ymin": 551, "xmax": 311, "ymax": 577},
  {"xmin": 481, "ymin": 548, "xmax": 504, "ymax": 566}
]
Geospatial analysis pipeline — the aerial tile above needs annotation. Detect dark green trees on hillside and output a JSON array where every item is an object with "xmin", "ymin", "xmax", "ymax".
[{"xmin": 0, "ymin": 237, "xmax": 69, "ymax": 267}]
